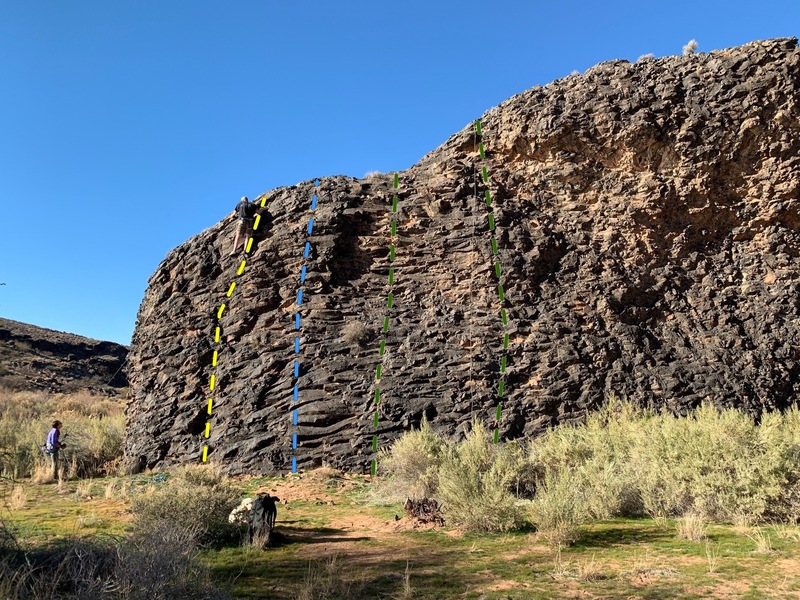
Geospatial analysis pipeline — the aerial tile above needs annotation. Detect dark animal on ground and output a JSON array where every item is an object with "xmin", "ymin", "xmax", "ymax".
[{"xmin": 247, "ymin": 493, "xmax": 279, "ymax": 549}]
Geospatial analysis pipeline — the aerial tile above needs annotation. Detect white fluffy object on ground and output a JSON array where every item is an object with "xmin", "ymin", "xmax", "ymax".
[{"xmin": 229, "ymin": 497, "xmax": 254, "ymax": 525}]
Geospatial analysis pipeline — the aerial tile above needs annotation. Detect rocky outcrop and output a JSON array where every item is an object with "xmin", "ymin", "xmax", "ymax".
[
  {"xmin": 0, "ymin": 317, "xmax": 128, "ymax": 394},
  {"xmin": 125, "ymin": 38, "xmax": 800, "ymax": 475}
]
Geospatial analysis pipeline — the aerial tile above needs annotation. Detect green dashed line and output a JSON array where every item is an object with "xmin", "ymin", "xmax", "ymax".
[
  {"xmin": 372, "ymin": 173, "xmax": 401, "ymax": 476},
  {"xmin": 476, "ymin": 119, "xmax": 510, "ymax": 445}
]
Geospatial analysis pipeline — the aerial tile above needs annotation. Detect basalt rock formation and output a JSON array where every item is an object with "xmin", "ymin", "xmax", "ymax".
[
  {"xmin": 0, "ymin": 317, "xmax": 128, "ymax": 394},
  {"xmin": 125, "ymin": 38, "xmax": 800, "ymax": 475}
]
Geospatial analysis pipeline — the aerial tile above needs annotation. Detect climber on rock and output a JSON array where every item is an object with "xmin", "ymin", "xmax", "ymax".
[{"xmin": 230, "ymin": 196, "xmax": 258, "ymax": 255}]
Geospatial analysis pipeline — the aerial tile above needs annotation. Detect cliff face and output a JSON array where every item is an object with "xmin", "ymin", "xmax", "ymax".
[{"xmin": 125, "ymin": 38, "xmax": 800, "ymax": 475}]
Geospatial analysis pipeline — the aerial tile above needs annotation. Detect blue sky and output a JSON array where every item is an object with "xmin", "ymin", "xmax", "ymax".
[{"xmin": 0, "ymin": 0, "xmax": 796, "ymax": 345}]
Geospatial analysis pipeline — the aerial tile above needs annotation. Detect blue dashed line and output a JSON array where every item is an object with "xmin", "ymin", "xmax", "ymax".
[{"xmin": 291, "ymin": 180, "xmax": 320, "ymax": 474}]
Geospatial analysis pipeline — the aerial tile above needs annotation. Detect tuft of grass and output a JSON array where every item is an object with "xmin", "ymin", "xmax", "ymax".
[
  {"xmin": 8, "ymin": 485, "xmax": 27, "ymax": 510},
  {"xmin": 295, "ymin": 555, "xmax": 367, "ymax": 600},
  {"xmin": 746, "ymin": 527, "xmax": 774, "ymax": 554},
  {"xmin": 705, "ymin": 540, "xmax": 721, "ymax": 574},
  {"xmin": 676, "ymin": 512, "xmax": 707, "ymax": 541}
]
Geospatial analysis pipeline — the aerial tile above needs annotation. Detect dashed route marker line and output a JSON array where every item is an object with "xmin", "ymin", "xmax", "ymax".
[
  {"xmin": 371, "ymin": 172, "xmax": 400, "ymax": 477},
  {"xmin": 475, "ymin": 119, "xmax": 510, "ymax": 444},
  {"xmin": 202, "ymin": 195, "xmax": 267, "ymax": 462},
  {"xmin": 290, "ymin": 180, "xmax": 320, "ymax": 474}
]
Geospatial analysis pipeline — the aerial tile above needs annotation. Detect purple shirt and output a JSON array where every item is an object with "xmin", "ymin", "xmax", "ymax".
[{"xmin": 46, "ymin": 428, "xmax": 60, "ymax": 449}]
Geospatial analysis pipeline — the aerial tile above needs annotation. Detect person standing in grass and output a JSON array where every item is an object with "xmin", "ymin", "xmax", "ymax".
[{"xmin": 46, "ymin": 420, "xmax": 65, "ymax": 481}]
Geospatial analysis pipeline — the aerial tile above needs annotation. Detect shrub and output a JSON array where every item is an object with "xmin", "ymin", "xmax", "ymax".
[
  {"xmin": 0, "ymin": 387, "xmax": 125, "ymax": 479},
  {"xmin": 437, "ymin": 420, "xmax": 527, "ymax": 532},
  {"xmin": 0, "ymin": 519, "xmax": 228, "ymax": 600},
  {"xmin": 377, "ymin": 415, "xmax": 445, "ymax": 501},
  {"xmin": 683, "ymin": 39, "xmax": 698, "ymax": 55},
  {"xmin": 130, "ymin": 464, "xmax": 240, "ymax": 548},
  {"xmin": 341, "ymin": 321, "xmax": 368, "ymax": 345},
  {"xmin": 530, "ymin": 467, "xmax": 589, "ymax": 547}
]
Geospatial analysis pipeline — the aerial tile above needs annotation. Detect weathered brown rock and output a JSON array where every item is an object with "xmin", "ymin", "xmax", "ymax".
[
  {"xmin": 0, "ymin": 317, "xmax": 127, "ymax": 394},
  {"xmin": 125, "ymin": 38, "xmax": 800, "ymax": 475}
]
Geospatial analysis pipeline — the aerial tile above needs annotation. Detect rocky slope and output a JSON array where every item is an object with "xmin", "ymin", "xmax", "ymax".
[
  {"xmin": 0, "ymin": 317, "xmax": 128, "ymax": 394},
  {"xmin": 125, "ymin": 38, "xmax": 800, "ymax": 475}
]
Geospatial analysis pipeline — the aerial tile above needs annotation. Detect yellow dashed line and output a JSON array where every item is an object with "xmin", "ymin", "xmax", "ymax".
[
  {"xmin": 217, "ymin": 304, "xmax": 226, "ymax": 319},
  {"xmin": 207, "ymin": 398, "xmax": 213, "ymax": 414},
  {"xmin": 253, "ymin": 214, "xmax": 261, "ymax": 230},
  {"xmin": 237, "ymin": 260, "xmax": 246, "ymax": 275},
  {"xmin": 212, "ymin": 350, "xmax": 218, "ymax": 367},
  {"xmin": 226, "ymin": 281, "xmax": 236, "ymax": 297},
  {"xmin": 202, "ymin": 446, "xmax": 208, "ymax": 462},
  {"xmin": 260, "ymin": 198, "xmax": 266, "ymax": 207},
  {"xmin": 245, "ymin": 238, "xmax": 253, "ymax": 253},
  {"xmin": 205, "ymin": 422, "xmax": 210, "ymax": 438},
  {"xmin": 215, "ymin": 327, "xmax": 220, "ymax": 343},
  {"xmin": 210, "ymin": 374, "xmax": 215, "ymax": 391}
]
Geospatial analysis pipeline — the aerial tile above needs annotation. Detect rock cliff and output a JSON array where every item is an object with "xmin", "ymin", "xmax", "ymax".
[{"xmin": 125, "ymin": 38, "xmax": 800, "ymax": 474}]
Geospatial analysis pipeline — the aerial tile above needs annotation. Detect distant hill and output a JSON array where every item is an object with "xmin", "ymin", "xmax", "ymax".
[{"xmin": 0, "ymin": 317, "xmax": 128, "ymax": 394}]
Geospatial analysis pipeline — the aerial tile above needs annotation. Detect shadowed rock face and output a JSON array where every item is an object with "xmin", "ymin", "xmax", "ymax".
[{"xmin": 125, "ymin": 38, "xmax": 800, "ymax": 475}]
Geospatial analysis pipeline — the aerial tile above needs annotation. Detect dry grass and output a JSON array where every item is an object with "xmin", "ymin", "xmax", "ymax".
[
  {"xmin": 746, "ymin": 527, "xmax": 774, "ymax": 554},
  {"xmin": 676, "ymin": 512, "xmax": 708, "ymax": 541},
  {"xmin": 295, "ymin": 554, "xmax": 367, "ymax": 600},
  {"xmin": 341, "ymin": 321, "xmax": 369, "ymax": 345},
  {"xmin": 8, "ymin": 485, "xmax": 27, "ymax": 510},
  {"xmin": 705, "ymin": 540, "xmax": 721, "ymax": 573},
  {"xmin": 773, "ymin": 523, "xmax": 800, "ymax": 542},
  {"xmin": 31, "ymin": 459, "xmax": 54, "ymax": 484},
  {"xmin": 103, "ymin": 480, "xmax": 116, "ymax": 499},
  {"xmin": 0, "ymin": 387, "xmax": 125, "ymax": 480},
  {"xmin": 75, "ymin": 479, "xmax": 94, "ymax": 499},
  {"xmin": 575, "ymin": 554, "xmax": 604, "ymax": 581}
]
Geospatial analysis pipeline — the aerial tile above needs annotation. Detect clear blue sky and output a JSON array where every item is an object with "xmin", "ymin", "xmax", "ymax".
[{"xmin": 0, "ymin": 0, "xmax": 796, "ymax": 345}]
